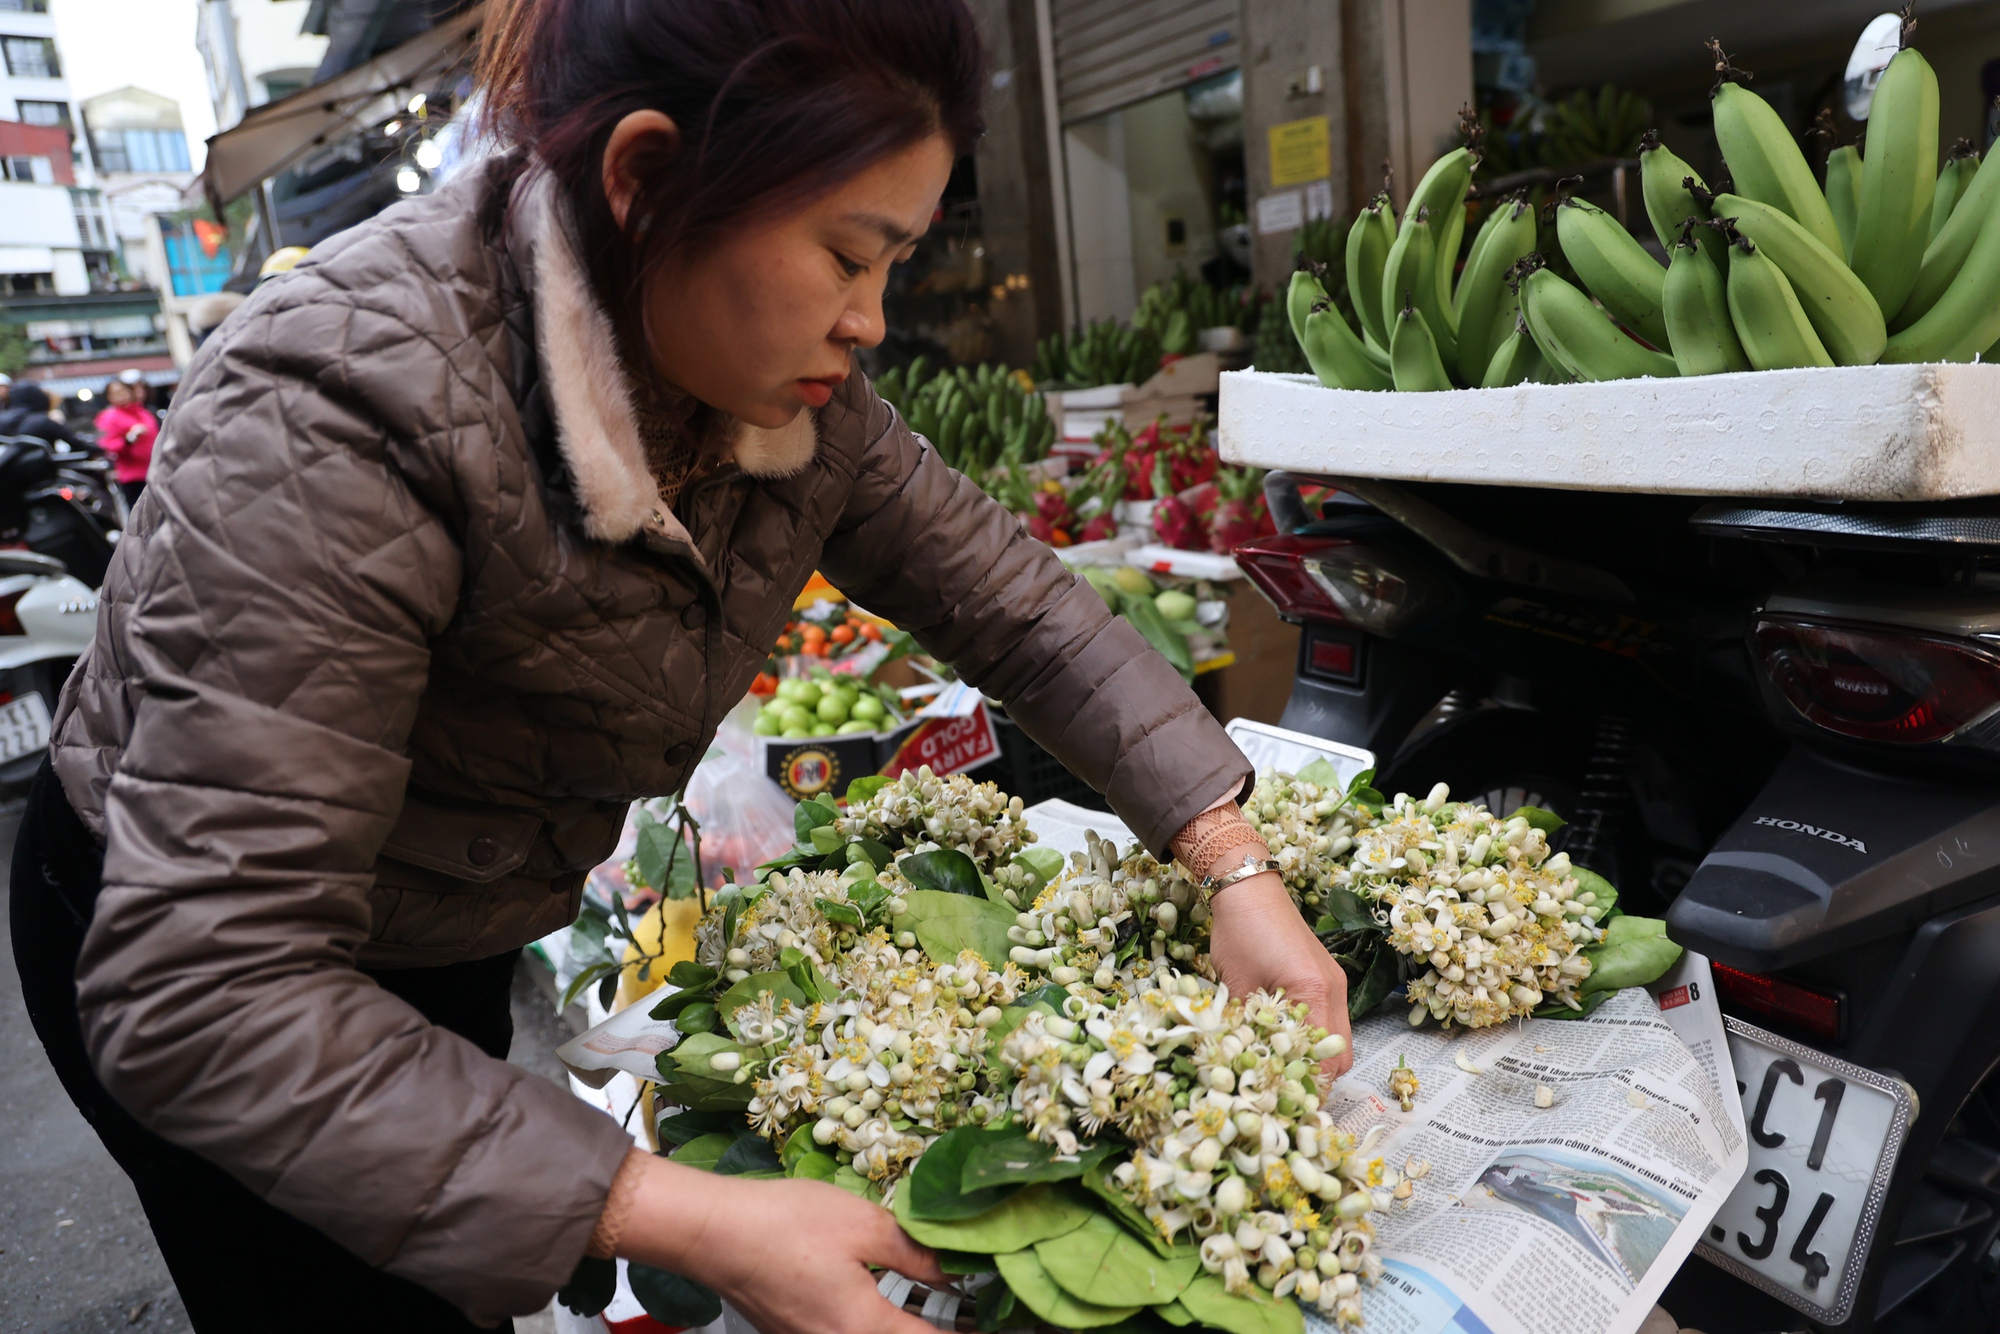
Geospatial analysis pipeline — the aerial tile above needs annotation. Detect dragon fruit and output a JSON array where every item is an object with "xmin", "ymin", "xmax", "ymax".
[
  {"xmin": 1078, "ymin": 512, "xmax": 1118, "ymax": 543},
  {"xmin": 1208, "ymin": 464, "xmax": 1268, "ymax": 553}
]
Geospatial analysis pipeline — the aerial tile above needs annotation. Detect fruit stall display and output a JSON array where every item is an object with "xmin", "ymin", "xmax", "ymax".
[
  {"xmin": 1290, "ymin": 21, "xmax": 2000, "ymax": 393},
  {"xmin": 561, "ymin": 764, "xmax": 1682, "ymax": 1332},
  {"xmin": 751, "ymin": 672, "xmax": 906, "ymax": 740}
]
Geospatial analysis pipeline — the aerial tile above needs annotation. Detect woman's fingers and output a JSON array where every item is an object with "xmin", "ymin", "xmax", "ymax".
[{"xmin": 867, "ymin": 1221, "xmax": 950, "ymax": 1288}]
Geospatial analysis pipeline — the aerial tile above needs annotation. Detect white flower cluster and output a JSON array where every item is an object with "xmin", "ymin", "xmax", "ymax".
[
  {"xmin": 1342, "ymin": 785, "xmax": 1605, "ymax": 1027},
  {"xmin": 695, "ymin": 868, "xmax": 860, "ymax": 982},
  {"xmin": 746, "ymin": 934, "xmax": 1030, "ymax": 1182},
  {"xmin": 998, "ymin": 972, "xmax": 1386, "ymax": 1324},
  {"xmin": 834, "ymin": 767, "xmax": 1037, "ymax": 868},
  {"xmin": 1245, "ymin": 772, "xmax": 1372, "ymax": 910},
  {"xmin": 1004, "ymin": 831, "xmax": 1208, "ymax": 993}
]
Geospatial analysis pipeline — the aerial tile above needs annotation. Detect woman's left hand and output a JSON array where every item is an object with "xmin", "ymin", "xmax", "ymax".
[{"xmin": 1206, "ymin": 872, "xmax": 1353, "ymax": 1079}]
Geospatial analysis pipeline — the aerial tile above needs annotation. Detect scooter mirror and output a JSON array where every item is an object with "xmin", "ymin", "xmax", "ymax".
[{"xmin": 1844, "ymin": 12, "xmax": 1904, "ymax": 120}]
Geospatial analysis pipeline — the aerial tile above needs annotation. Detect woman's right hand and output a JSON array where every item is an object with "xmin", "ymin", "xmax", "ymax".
[{"xmin": 619, "ymin": 1157, "xmax": 949, "ymax": 1334}]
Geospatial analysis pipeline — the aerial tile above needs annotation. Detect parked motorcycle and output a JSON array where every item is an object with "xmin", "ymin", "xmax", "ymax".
[
  {"xmin": 1237, "ymin": 471, "xmax": 2000, "ymax": 1334},
  {"xmin": 0, "ymin": 548, "xmax": 97, "ymax": 790},
  {"xmin": 0, "ymin": 432, "xmax": 125, "ymax": 589}
]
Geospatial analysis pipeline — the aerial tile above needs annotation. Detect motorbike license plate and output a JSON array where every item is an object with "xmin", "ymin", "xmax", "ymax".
[
  {"xmin": 1696, "ymin": 1018, "xmax": 1913, "ymax": 1325},
  {"xmin": 0, "ymin": 692, "xmax": 51, "ymax": 764}
]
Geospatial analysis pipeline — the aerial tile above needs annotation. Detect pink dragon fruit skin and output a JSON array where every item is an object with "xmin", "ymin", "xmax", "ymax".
[
  {"xmin": 1153, "ymin": 494, "xmax": 1202, "ymax": 550},
  {"xmin": 1025, "ymin": 513, "xmax": 1056, "ymax": 544},
  {"xmin": 1034, "ymin": 490, "xmax": 1070, "ymax": 527},
  {"xmin": 1079, "ymin": 513, "xmax": 1118, "ymax": 543},
  {"xmin": 1209, "ymin": 497, "xmax": 1260, "ymax": 552}
]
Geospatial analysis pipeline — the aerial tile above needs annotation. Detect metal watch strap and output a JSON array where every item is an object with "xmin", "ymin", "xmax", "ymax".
[{"xmin": 1201, "ymin": 856, "xmax": 1280, "ymax": 900}]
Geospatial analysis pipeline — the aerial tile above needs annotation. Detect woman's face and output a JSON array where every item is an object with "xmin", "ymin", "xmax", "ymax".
[
  {"xmin": 606, "ymin": 120, "xmax": 954, "ymax": 429},
  {"xmin": 105, "ymin": 382, "xmax": 129, "ymax": 408}
]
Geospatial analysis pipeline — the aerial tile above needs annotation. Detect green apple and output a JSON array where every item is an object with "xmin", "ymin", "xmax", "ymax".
[
  {"xmin": 752, "ymin": 711, "xmax": 781, "ymax": 736},
  {"xmin": 780, "ymin": 705, "xmax": 814, "ymax": 734},
  {"xmin": 836, "ymin": 720, "xmax": 873, "ymax": 735},
  {"xmin": 816, "ymin": 694, "xmax": 850, "ymax": 725},
  {"xmin": 811, "ymin": 721, "xmax": 837, "ymax": 737},
  {"xmin": 850, "ymin": 694, "xmax": 886, "ymax": 724}
]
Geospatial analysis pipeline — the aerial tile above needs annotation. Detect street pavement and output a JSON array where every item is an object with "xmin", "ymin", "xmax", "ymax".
[{"xmin": 0, "ymin": 801, "xmax": 573, "ymax": 1333}]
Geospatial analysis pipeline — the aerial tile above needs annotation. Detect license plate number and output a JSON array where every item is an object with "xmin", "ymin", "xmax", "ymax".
[
  {"xmin": 1697, "ymin": 1018, "xmax": 1913, "ymax": 1324},
  {"xmin": 0, "ymin": 691, "xmax": 51, "ymax": 763}
]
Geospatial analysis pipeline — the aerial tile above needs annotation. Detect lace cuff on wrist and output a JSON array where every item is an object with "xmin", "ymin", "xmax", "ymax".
[{"xmin": 586, "ymin": 1147, "xmax": 651, "ymax": 1260}]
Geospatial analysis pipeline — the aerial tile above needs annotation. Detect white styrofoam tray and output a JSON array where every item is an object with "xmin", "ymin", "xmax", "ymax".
[{"xmin": 1217, "ymin": 364, "xmax": 2000, "ymax": 501}]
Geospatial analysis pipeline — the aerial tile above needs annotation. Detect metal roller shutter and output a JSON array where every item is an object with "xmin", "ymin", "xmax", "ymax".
[{"xmin": 1050, "ymin": 0, "xmax": 1239, "ymax": 125}]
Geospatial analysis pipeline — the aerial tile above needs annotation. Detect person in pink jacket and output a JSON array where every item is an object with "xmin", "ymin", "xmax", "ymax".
[{"xmin": 92, "ymin": 377, "xmax": 156, "ymax": 504}]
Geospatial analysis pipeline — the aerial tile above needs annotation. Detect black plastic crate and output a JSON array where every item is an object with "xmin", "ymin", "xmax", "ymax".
[{"xmin": 966, "ymin": 713, "xmax": 1109, "ymax": 812}]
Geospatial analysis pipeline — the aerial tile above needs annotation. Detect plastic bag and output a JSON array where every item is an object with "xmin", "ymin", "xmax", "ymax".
[{"xmin": 682, "ymin": 715, "xmax": 800, "ymax": 884}]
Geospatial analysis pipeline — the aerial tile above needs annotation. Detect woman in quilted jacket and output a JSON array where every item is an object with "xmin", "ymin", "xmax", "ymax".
[{"xmin": 9, "ymin": 0, "xmax": 1350, "ymax": 1330}]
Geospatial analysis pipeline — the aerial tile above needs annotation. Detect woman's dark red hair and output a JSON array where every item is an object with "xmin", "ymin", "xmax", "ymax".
[{"xmin": 479, "ymin": 0, "xmax": 985, "ymax": 361}]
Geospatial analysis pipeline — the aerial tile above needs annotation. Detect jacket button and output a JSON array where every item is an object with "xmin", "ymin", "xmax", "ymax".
[
  {"xmin": 681, "ymin": 602, "xmax": 707, "ymax": 631},
  {"xmin": 467, "ymin": 837, "xmax": 499, "ymax": 867},
  {"xmin": 666, "ymin": 742, "xmax": 694, "ymax": 766}
]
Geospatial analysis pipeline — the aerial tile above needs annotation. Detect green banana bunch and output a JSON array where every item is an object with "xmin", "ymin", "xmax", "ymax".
[
  {"xmin": 1345, "ymin": 195, "xmax": 1397, "ymax": 351},
  {"xmin": 1454, "ymin": 193, "xmax": 1539, "ymax": 385},
  {"xmin": 1899, "ymin": 143, "xmax": 2000, "ymax": 329},
  {"xmin": 1848, "ymin": 42, "xmax": 1939, "ymax": 320},
  {"xmin": 1382, "ymin": 207, "xmax": 1456, "ymax": 364},
  {"xmin": 1288, "ymin": 265, "xmax": 1325, "ymax": 345},
  {"xmin": 1825, "ymin": 145, "xmax": 1864, "ymax": 260},
  {"xmin": 1723, "ymin": 230, "xmax": 1833, "ymax": 370},
  {"xmin": 1402, "ymin": 148, "xmax": 1475, "ymax": 319},
  {"xmin": 1040, "ymin": 320, "xmax": 1164, "ymax": 389},
  {"xmin": 877, "ymin": 359, "xmax": 1054, "ymax": 474},
  {"xmin": 1389, "ymin": 301, "xmax": 1455, "ymax": 392},
  {"xmin": 1712, "ymin": 193, "xmax": 1886, "ymax": 365},
  {"xmin": 1638, "ymin": 129, "xmax": 1723, "ymax": 266},
  {"xmin": 1555, "ymin": 195, "xmax": 1671, "ymax": 348},
  {"xmin": 1932, "ymin": 141, "xmax": 1980, "ymax": 244},
  {"xmin": 1883, "ymin": 187, "xmax": 2000, "ymax": 362},
  {"xmin": 1304, "ymin": 301, "xmax": 1393, "ymax": 391},
  {"xmin": 1519, "ymin": 262, "xmax": 1678, "ymax": 382},
  {"xmin": 1542, "ymin": 84, "xmax": 1655, "ymax": 168},
  {"xmin": 1661, "ymin": 221, "xmax": 1751, "ymax": 376},
  {"xmin": 1711, "ymin": 65, "xmax": 1845, "ymax": 258}
]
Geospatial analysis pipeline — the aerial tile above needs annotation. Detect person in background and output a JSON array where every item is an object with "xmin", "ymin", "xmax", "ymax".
[
  {"xmin": 93, "ymin": 377, "xmax": 158, "ymax": 505},
  {"xmin": 0, "ymin": 383, "xmax": 85, "ymax": 451},
  {"xmin": 0, "ymin": 373, "xmax": 11, "ymax": 418}
]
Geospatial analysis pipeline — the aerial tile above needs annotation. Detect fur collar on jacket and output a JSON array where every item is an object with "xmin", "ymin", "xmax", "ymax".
[{"xmin": 512, "ymin": 169, "xmax": 820, "ymax": 544}]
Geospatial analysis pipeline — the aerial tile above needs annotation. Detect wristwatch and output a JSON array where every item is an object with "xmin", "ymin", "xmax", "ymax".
[{"xmin": 1200, "ymin": 855, "xmax": 1280, "ymax": 901}]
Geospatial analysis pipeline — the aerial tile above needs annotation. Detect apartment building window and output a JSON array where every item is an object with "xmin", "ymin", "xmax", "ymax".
[
  {"xmin": 0, "ymin": 1, "xmax": 53, "ymax": 13},
  {"xmin": 93, "ymin": 127, "xmax": 191, "ymax": 174},
  {"xmin": 1, "ymin": 155, "xmax": 53, "ymax": 182},
  {"xmin": 17, "ymin": 99, "xmax": 70, "ymax": 129},
  {"xmin": 71, "ymin": 188, "xmax": 107, "ymax": 249},
  {"xmin": 2, "ymin": 34, "xmax": 60, "ymax": 77}
]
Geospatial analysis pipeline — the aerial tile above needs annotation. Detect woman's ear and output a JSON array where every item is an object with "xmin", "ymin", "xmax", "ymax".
[{"xmin": 601, "ymin": 110, "xmax": 681, "ymax": 229}]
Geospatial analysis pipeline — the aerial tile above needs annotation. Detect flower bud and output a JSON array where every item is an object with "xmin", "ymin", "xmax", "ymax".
[
  {"xmin": 1189, "ymin": 1137, "xmax": 1223, "ymax": 1172},
  {"xmin": 1213, "ymin": 1174, "xmax": 1249, "ymax": 1217},
  {"xmin": 813, "ymin": 1118, "xmax": 840, "ymax": 1144},
  {"xmin": 1310, "ymin": 1033, "xmax": 1347, "ymax": 1062},
  {"xmin": 1288, "ymin": 1153, "xmax": 1324, "ymax": 1195},
  {"xmin": 708, "ymin": 1052, "xmax": 741, "ymax": 1073},
  {"xmin": 1335, "ymin": 1190, "xmax": 1372, "ymax": 1219}
]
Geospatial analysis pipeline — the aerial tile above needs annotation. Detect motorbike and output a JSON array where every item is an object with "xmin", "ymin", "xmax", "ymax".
[
  {"xmin": 1236, "ymin": 470, "xmax": 2000, "ymax": 1334},
  {"xmin": 0, "ymin": 431, "xmax": 126, "ymax": 590}
]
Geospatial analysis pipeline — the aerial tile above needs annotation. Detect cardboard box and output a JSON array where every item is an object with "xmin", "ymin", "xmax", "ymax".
[
  {"xmin": 1046, "ymin": 352, "xmax": 1223, "ymax": 442},
  {"xmin": 757, "ymin": 704, "xmax": 1000, "ymax": 800}
]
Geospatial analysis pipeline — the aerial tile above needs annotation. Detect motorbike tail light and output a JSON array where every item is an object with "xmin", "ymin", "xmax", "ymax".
[
  {"xmin": 1235, "ymin": 535, "xmax": 1446, "ymax": 636},
  {"xmin": 0, "ymin": 591, "xmax": 25, "ymax": 637},
  {"xmin": 1711, "ymin": 962, "xmax": 1845, "ymax": 1042},
  {"xmin": 1752, "ymin": 617, "xmax": 2000, "ymax": 745}
]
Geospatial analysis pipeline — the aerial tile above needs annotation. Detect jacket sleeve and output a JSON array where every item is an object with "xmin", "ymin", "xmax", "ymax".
[
  {"xmin": 69, "ymin": 292, "xmax": 636, "ymax": 1324},
  {"xmin": 816, "ymin": 379, "xmax": 1251, "ymax": 855}
]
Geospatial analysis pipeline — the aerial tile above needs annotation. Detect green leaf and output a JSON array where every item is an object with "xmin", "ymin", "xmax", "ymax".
[
  {"xmin": 845, "ymin": 775, "xmax": 891, "ymax": 806},
  {"xmin": 634, "ymin": 818, "xmax": 691, "ymax": 897},
  {"xmin": 976, "ymin": 1277, "xmax": 1018, "ymax": 1333},
  {"xmin": 657, "ymin": 1108, "xmax": 744, "ymax": 1147},
  {"xmin": 1576, "ymin": 914, "xmax": 1681, "ymax": 997},
  {"xmin": 668, "ymin": 960, "xmax": 718, "ymax": 991},
  {"xmin": 815, "ymin": 897, "xmax": 865, "ymax": 929},
  {"xmin": 1012, "ymin": 846, "xmax": 1067, "ymax": 893},
  {"xmin": 1509, "ymin": 805, "xmax": 1568, "ymax": 834},
  {"xmin": 1317, "ymin": 887, "xmax": 1376, "ymax": 934},
  {"xmin": 907, "ymin": 1126, "xmax": 1020, "ymax": 1220},
  {"xmin": 778, "ymin": 946, "xmax": 833, "ymax": 1004},
  {"xmin": 1347, "ymin": 940, "xmax": 1399, "ymax": 1018},
  {"xmin": 1158, "ymin": 1301, "xmax": 1195, "ymax": 1326},
  {"xmin": 833, "ymin": 1164, "xmax": 882, "ymax": 1202},
  {"xmin": 627, "ymin": 1266, "xmax": 723, "ymax": 1327},
  {"xmin": 962, "ymin": 1131, "xmax": 1117, "ymax": 1190},
  {"xmin": 560, "ymin": 960, "xmax": 619, "ymax": 1010},
  {"xmin": 754, "ymin": 845, "xmax": 818, "ymax": 879},
  {"xmin": 1569, "ymin": 863, "xmax": 1619, "ymax": 918},
  {"xmin": 714, "ymin": 971, "xmax": 807, "ymax": 1038},
  {"xmin": 853, "ymin": 837, "xmax": 896, "ymax": 871},
  {"xmin": 669, "ymin": 1132, "xmax": 739, "ymax": 1172},
  {"xmin": 674, "ymin": 1001, "xmax": 718, "ymax": 1034},
  {"xmin": 1173, "ymin": 1274, "xmax": 1304, "ymax": 1334},
  {"xmin": 568, "ymin": 907, "xmax": 611, "ymax": 964},
  {"xmin": 557, "ymin": 1255, "xmax": 617, "ymax": 1316},
  {"xmin": 809, "ymin": 825, "xmax": 843, "ymax": 854},
  {"xmin": 995, "ymin": 1248, "xmax": 1142, "ymax": 1328},
  {"xmin": 795, "ymin": 799, "xmax": 840, "ymax": 841},
  {"xmin": 1080, "ymin": 1161, "xmax": 1181, "ymax": 1258},
  {"xmin": 650, "ymin": 984, "xmax": 715, "ymax": 1022},
  {"xmin": 1295, "ymin": 757, "xmax": 1340, "ymax": 788},
  {"xmin": 939, "ymin": 1249, "xmax": 998, "ymax": 1274},
  {"xmin": 1035, "ymin": 1211, "xmax": 1201, "ymax": 1307},
  {"xmin": 900, "ymin": 889, "xmax": 1017, "ymax": 966},
  {"xmin": 791, "ymin": 1150, "xmax": 840, "ymax": 1182},
  {"xmin": 892, "ymin": 1179, "xmax": 1095, "ymax": 1253},
  {"xmin": 780, "ymin": 1124, "xmax": 819, "ymax": 1170},
  {"xmin": 714, "ymin": 1135, "xmax": 784, "ymax": 1176},
  {"xmin": 900, "ymin": 849, "xmax": 986, "ymax": 897},
  {"xmin": 1118, "ymin": 591, "xmax": 1193, "ymax": 682}
]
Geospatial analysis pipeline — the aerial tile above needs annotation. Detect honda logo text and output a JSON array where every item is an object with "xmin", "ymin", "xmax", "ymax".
[{"xmin": 1752, "ymin": 816, "xmax": 1867, "ymax": 854}]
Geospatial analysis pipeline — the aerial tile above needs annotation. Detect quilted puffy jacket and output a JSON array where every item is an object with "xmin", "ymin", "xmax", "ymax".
[{"xmin": 48, "ymin": 153, "xmax": 1251, "ymax": 1323}]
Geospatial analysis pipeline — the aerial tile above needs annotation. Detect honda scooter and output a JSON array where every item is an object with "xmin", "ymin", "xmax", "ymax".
[{"xmin": 1236, "ymin": 471, "xmax": 2000, "ymax": 1333}]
